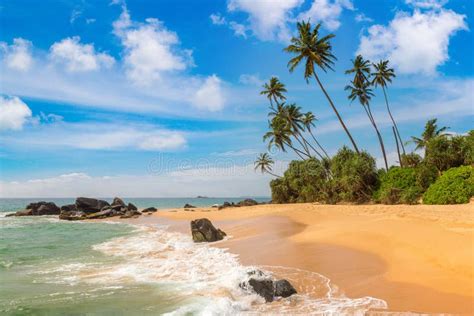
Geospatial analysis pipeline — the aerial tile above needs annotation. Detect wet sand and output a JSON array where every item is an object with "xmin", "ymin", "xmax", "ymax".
[{"xmin": 125, "ymin": 203, "xmax": 474, "ymax": 314}]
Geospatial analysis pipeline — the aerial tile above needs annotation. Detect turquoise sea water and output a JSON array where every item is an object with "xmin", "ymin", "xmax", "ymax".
[{"xmin": 0, "ymin": 198, "xmax": 387, "ymax": 315}]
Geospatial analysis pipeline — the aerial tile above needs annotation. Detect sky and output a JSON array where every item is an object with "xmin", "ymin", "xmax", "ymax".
[{"xmin": 0, "ymin": 0, "xmax": 472, "ymax": 197}]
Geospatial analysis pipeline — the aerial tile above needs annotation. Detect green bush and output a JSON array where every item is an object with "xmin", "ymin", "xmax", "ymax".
[
  {"xmin": 461, "ymin": 130, "xmax": 474, "ymax": 165},
  {"xmin": 376, "ymin": 167, "xmax": 422, "ymax": 204},
  {"xmin": 423, "ymin": 166, "xmax": 474, "ymax": 204},
  {"xmin": 425, "ymin": 135, "xmax": 470, "ymax": 172},
  {"xmin": 329, "ymin": 147, "xmax": 378, "ymax": 203},
  {"xmin": 415, "ymin": 162, "xmax": 439, "ymax": 190},
  {"xmin": 400, "ymin": 153, "xmax": 422, "ymax": 168}
]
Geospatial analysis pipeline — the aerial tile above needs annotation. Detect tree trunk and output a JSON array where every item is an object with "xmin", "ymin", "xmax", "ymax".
[
  {"xmin": 313, "ymin": 73, "xmax": 360, "ymax": 154},
  {"xmin": 383, "ymin": 86, "xmax": 405, "ymax": 154},
  {"xmin": 393, "ymin": 126, "xmax": 402, "ymax": 167},
  {"xmin": 365, "ymin": 105, "xmax": 389, "ymax": 171},
  {"xmin": 308, "ymin": 128, "xmax": 330, "ymax": 159}
]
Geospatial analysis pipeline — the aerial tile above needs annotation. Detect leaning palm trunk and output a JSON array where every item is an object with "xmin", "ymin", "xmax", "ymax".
[
  {"xmin": 314, "ymin": 73, "xmax": 360, "ymax": 154},
  {"xmin": 364, "ymin": 105, "xmax": 389, "ymax": 170},
  {"xmin": 382, "ymin": 86, "xmax": 405, "ymax": 154},
  {"xmin": 308, "ymin": 128, "xmax": 330, "ymax": 159},
  {"xmin": 302, "ymin": 136, "xmax": 325, "ymax": 160},
  {"xmin": 393, "ymin": 126, "xmax": 402, "ymax": 167}
]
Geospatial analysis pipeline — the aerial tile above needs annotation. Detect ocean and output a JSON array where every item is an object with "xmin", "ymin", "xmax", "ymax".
[{"xmin": 0, "ymin": 198, "xmax": 387, "ymax": 315}]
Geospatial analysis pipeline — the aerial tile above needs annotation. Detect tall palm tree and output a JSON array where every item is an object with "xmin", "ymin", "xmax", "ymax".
[
  {"xmin": 410, "ymin": 118, "xmax": 449, "ymax": 153},
  {"xmin": 372, "ymin": 60, "xmax": 404, "ymax": 154},
  {"xmin": 254, "ymin": 153, "xmax": 280, "ymax": 178},
  {"xmin": 346, "ymin": 79, "xmax": 389, "ymax": 170},
  {"xmin": 302, "ymin": 112, "xmax": 330, "ymax": 159},
  {"xmin": 260, "ymin": 77, "xmax": 287, "ymax": 110},
  {"xmin": 263, "ymin": 116, "xmax": 310, "ymax": 160},
  {"xmin": 284, "ymin": 21, "xmax": 360, "ymax": 154}
]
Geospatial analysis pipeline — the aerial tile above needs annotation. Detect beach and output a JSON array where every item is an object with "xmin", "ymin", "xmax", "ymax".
[{"xmin": 128, "ymin": 202, "xmax": 474, "ymax": 314}]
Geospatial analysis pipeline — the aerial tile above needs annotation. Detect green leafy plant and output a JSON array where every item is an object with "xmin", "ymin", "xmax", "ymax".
[
  {"xmin": 423, "ymin": 166, "xmax": 474, "ymax": 204},
  {"xmin": 376, "ymin": 167, "xmax": 422, "ymax": 204}
]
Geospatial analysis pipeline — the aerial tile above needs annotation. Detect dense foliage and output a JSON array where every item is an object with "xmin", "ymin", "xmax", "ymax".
[
  {"xmin": 375, "ymin": 167, "xmax": 421, "ymax": 204},
  {"xmin": 423, "ymin": 166, "xmax": 474, "ymax": 205}
]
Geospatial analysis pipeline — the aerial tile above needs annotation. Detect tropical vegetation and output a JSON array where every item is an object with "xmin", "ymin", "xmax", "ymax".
[{"xmin": 255, "ymin": 20, "xmax": 473, "ymax": 205}]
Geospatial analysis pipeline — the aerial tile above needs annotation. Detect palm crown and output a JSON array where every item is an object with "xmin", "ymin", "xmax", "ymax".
[
  {"xmin": 260, "ymin": 77, "xmax": 287, "ymax": 107},
  {"xmin": 411, "ymin": 118, "xmax": 449, "ymax": 150},
  {"xmin": 372, "ymin": 60, "xmax": 396, "ymax": 88},
  {"xmin": 254, "ymin": 153, "xmax": 275, "ymax": 174},
  {"xmin": 285, "ymin": 21, "xmax": 336, "ymax": 81},
  {"xmin": 345, "ymin": 54, "xmax": 371, "ymax": 87}
]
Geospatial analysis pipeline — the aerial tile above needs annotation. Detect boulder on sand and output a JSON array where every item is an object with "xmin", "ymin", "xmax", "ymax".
[
  {"xmin": 184, "ymin": 203, "xmax": 196, "ymax": 209},
  {"xmin": 237, "ymin": 198, "xmax": 259, "ymax": 207},
  {"xmin": 274, "ymin": 279, "xmax": 297, "ymax": 298},
  {"xmin": 75, "ymin": 197, "xmax": 109, "ymax": 213},
  {"xmin": 240, "ymin": 270, "xmax": 297, "ymax": 302},
  {"xmin": 190, "ymin": 218, "xmax": 226, "ymax": 242},
  {"xmin": 142, "ymin": 207, "xmax": 157, "ymax": 213}
]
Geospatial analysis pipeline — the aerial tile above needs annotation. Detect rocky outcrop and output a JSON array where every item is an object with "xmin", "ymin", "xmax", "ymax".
[
  {"xmin": 142, "ymin": 207, "xmax": 158, "ymax": 213},
  {"xmin": 75, "ymin": 197, "xmax": 109, "ymax": 213},
  {"xmin": 237, "ymin": 198, "xmax": 259, "ymax": 207},
  {"xmin": 190, "ymin": 218, "xmax": 226, "ymax": 242},
  {"xmin": 59, "ymin": 210, "xmax": 86, "ymax": 221},
  {"xmin": 240, "ymin": 270, "xmax": 297, "ymax": 303},
  {"xmin": 8, "ymin": 201, "xmax": 60, "ymax": 217},
  {"xmin": 184, "ymin": 203, "xmax": 196, "ymax": 209}
]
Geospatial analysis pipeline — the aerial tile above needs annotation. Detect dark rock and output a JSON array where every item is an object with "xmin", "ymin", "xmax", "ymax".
[
  {"xmin": 60, "ymin": 204, "xmax": 76, "ymax": 212},
  {"xmin": 12, "ymin": 201, "xmax": 60, "ymax": 216},
  {"xmin": 142, "ymin": 207, "xmax": 157, "ymax": 213},
  {"xmin": 190, "ymin": 218, "xmax": 226, "ymax": 242},
  {"xmin": 237, "ymin": 199, "xmax": 259, "ymax": 207},
  {"xmin": 127, "ymin": 203, "xmax": 137, "ymax": 211},
  {"xmin": 86, "ymin": 209, "xmax": 117, "ymax": 219},
  {"xmin": 14, "ymin": 209, "xmax": 33, "ymax": 216},
  {"xmin": 120, "ymin": 209, "xmax": 141, "ymax": 219},
  {"xmin": 111, "ymin": 197, "xmax": 126, "ymax": 207},
  {"xmin": 5, "ymin": 213, "xmax": 16, "ymax": 217},
  {"xmin": 274, "ymin": 279, "xmax": 297, "ymax": 298},
  {"xmin": 183, "ymin": 203, "xmax": 196, "ymax": 208},
  {"xmin": 75, "ymin": 197, "xmax": 109, "ymax": 213},
  {"xmin": 248, "ymin": 279, "xmax": 274, "ymax": 302},
  {"xmin": 59, "ymin": 210, "xmax": 86, "ymax": 221}
]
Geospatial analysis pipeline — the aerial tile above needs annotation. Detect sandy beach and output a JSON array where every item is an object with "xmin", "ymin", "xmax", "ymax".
[{"xmin": 125, "ymin": 202, "xmax": 474, "ymax": 314}]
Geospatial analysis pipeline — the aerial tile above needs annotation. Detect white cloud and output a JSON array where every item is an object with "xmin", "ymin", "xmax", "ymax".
[
  {"xmin": 229, "ymin": 21, "xmax": 248, "ymax": 38},
  {"xmin": 210, "ymin": 13, "xmax": 226, "ymax": 25},
  {"xmin": 113, "ymin": 6, "xmax": 192, "ymax": 85},
  {"xmin": 50, "ymin": 36, "xmax": 115, "ymax": 72},
  {"xmin": 192, "ymin": 75, "xmax": 226, "ymax": 111},
  {"xmin": 0, "ymin": 38, "xmax": 33, "ymax": 71},
  {"xmin": 405, "ymin": 0, "xmax": 448, "ymax": 9},
  {"xmin": 357, "ymin": 9, "xmax": 467, "ymax": 75},
  {"xmin": 355, "ymin": 13, "xmax": 373, "ymax": 23},
  {"xmin": 298, "ymin": 0, "xmax": 354, "ymax": 31},
  {"xmin": 2, "ymin": 121, "xmax": 187, "ymax": 151},
  {"xmin": 227, "ymin": 0, "xmax": 302, "ymax": 41},
  {"xmin": 0, "ymin": 96, "xmax": 32, "ymax": 130},
  {"xmin": 239, "ymin": 73, "xmax": 264, "ymax": 86},
  {"xmin": 70, "ymin": 8, "xmax": 82, "ymax": 24}
]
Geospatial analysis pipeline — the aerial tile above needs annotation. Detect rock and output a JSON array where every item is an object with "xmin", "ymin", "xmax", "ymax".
[
  {"xmin": 237, "ymin": 199, "xmax": 259, "ymax": 207},
  {"xmin": 86, "ymin": 209, "xmax": 116, "ymax": 219},
  {"xmin": 248, "ymin": 279, "xmax": 274, "ymax": 303},
  {"xmin": 190, "ymin": 218, "xmax": 226, "ymax": 242},
  {"xmin": 142, "ymin": 207, "xmax": 157, "ymax": 213},
  {"xmin": 184, "ymin": 203, "xmax": 196, "ymax": 208},
  {"xmin": 59, "ymin": 210, "xmax": 86, "ymax": 221},
  {"xmin": 14, "ymin": 209, "xmax": 33, "ymax": 216},
  {"xmin": 111, "ymin": 197, "xmax": 126, "ymax": 207},
  {"xmin": 11, "ymin": 201, "xmax": 60, "ymax": 216},
  {"xmin": 60, "ymin": 204, "xmax": 76, "ymax": 212},
  {"xmin": 75, "ymin": 197, "xmax": 110, "ymax": 213},
  {"xmin": 120, "ymin": 209, "xmax": 141, "ymax": 219},
  {"xmin": 274, "ymin": 279, "xmax": 297, "ymax": 298},
  {"xmin": 127, "ymin": 203, "xmax": 137, "ymax": 211}
]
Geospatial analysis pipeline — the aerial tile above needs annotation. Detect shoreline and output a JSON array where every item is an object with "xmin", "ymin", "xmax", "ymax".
[{"xmin": 121, "ymin": 202, "xmax": 474, "ymax": 314}]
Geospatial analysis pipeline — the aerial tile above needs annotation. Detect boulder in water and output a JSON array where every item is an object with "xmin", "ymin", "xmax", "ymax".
[
  {"xmin": 190, "ymin": 218, "xmax": 226, "ymax": 242},
  {"xmin": 10, "ymin": 201, "xmax": 60, "ymax": 216},
  {"xmin": 183, "ymin": 203, "xmax": 196, "ymax": 208},
  {"xmin": 248, "ymin": 279, "xmax": 274, "ymax": 302},
  {"xmin": 75, "ymin": 197, "xmax": 109, "ymax": 213},
  {"xmin": 59, "ymin": 210, "xmax": 86, "ymax": 221},
  {"xmin": 274, "ymin": 279, "xmax": 297, "ymax": 298}
]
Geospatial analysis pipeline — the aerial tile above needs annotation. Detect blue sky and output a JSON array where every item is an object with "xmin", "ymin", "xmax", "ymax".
[{"xmin": 0, "ymin": 0, "xmax": 472, "ymax": 197}]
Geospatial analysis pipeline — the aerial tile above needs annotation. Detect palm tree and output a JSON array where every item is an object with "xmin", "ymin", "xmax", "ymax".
[
  {"xmin": 345, "ymin": 55, "xmax": 371, "ymax": 86},
  {"xmin": 345, "ymin": 79, "xmax": 389, "ymax": 170},
  {"xmin": 254, "ymin": 153, "xmax": 280, "ymax": 178},
  {"xmin": 260, "ymin": 77, "xmax": 287, "ymax": 110},
  {"xmin": 302, "ymin": 112, "xmax": 330, "ymax": 159},
  {"xmin": 372, "ymin": 60, "xmax": 404, "ymax": 154},
  {"xmin": 410, "ymin": 118, "xmax": 449, "ymax": 153},
  {"xmin": 284, "ymin": 21, "xmax": 360, "ymax": 154}
]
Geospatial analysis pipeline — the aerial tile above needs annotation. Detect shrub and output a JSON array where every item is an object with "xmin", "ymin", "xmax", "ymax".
[
  {"xmin": 415, "ymin": 162, "xmax": 439, "ymax": 190},
  {"xmin": 376, "ymin": 167, "xmax": 422, "ymax": 204},
  {"xmin": 329, "ymin": 147, "xmax": 379, "ymax": 203},
  {"xmin": 270, "ymin": 178, "xmax": 292, "ymax": 204},
  {"xmin": 461, "ymin": 130, "xmax": 474, "ymax": 165},
  {"xmin": 400, "ymin": 153, "xmax": 422, "ymax": 168},
  {"xmin": 425, "ymin": 135, "xmax": 469, "ymax": 172},
  {"xmin": 423, "ymin": 165, "xmax": 474, "ymax": 204}
]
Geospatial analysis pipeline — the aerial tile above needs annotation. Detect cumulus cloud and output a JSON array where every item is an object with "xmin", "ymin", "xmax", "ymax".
[
  {"xmin": 227, "ymin": 0, "xmax": 302, "ymax": 41},
  {"xmin": 0, "ymin": 38, "xmax": 33, "ymax": 71},
  {"xmin": 405, "ymin": 0, "xmax": 448, "ymax": 9},
  {"xmin": 298, "ymin": 0, "xmax": 354, "ymax": 31},
  {"xmin": 357, "ymin": 9, "xmax": 467, "ymax": 75},
  {"xmin": 49, "ymin": 36, "xmax": 115, "ymax": 72},
  {"xmin": 113, "ymin": 5, "xmax": 192, "ymax": 85},
  {"xmin": 0, "ymin": 96, "xmax": 32, "ymax": 130},
  {"xmin": 192, "ymin": 75, "xmax": 226, "ymax": 111},
  {"xmin": 210, "ymin": 13, "xmax": 226, "ymax": 25},
  {"xmin": 239, "ymin": 73, "xmax": 264, "ymax": 86}
]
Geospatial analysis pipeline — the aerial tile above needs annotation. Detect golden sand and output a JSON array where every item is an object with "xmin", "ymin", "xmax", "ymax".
[{"xmin": 128, "ymin": 202, "xmax": 473, "ymax": 314}]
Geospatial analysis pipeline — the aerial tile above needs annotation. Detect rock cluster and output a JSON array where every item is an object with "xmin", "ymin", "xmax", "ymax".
[
  {"xmin": 240, "ymin": 270, "xmax": 297, "ymax": 302},
  {"xmin": 6, "ymin": 201, "xmax": 60, "ymax": 217},
  {"xmin": 190, "ymin": 218, "xmax": 226, "ymax": 242},
  {"xmin": 217, "ymin": 198, "xmax": 261, "ymax": 210}
]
